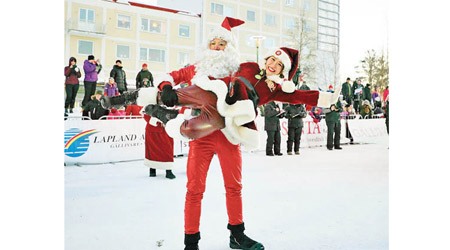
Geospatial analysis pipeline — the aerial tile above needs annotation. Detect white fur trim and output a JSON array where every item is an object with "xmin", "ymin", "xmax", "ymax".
[
  {"xmin": 220, "ymin": 117, "xmax": 260, "ymax": 151},
  {"xmin": 149, "ymin": 116, "xmax": 161, "ymax": 127},
  {"xmin": 153, "ymin": 73, "xmax": 174, "ymax": 88},
  {"xmin": 192, "ymin": 76, "xmax": 256, "ymax": 126},
  {"xmin": 144, "ymin": 159, "xmax": 173, "ymax": 170},
  {"xmin": 136, "ymin": 87, "xmax": 158, "ymax": 106},
  {"xmin": 165, "ymin": 115, "xmax": 186, "ymax": 140},
  {"xmin": 281, "ymin": 80, "xmax": 295, "ymax": 93},
  {"xmin": 316, "ymin": 84, "xmax": 342, "ymax": 107},
  {"xmin": 206, "ymin": 26, "xmax": 237, "ymax": 49}
]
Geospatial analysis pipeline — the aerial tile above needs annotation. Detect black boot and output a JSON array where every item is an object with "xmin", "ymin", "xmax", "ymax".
[
  {"xmin": 100, "ymin": 90, "xmax": 139, "ymax": 109},
  {"xmin": 144, "ymin": 105, "xmax": 179, "ymax": 124},
  {"xmin": 184, "ymin": 232, "xmax": 200, "ymax": 250},
  {"xmin": 149, "ymin": 168, "xmax": 156, "ymax": 177},
  {"xmin": 165, "ymin": 170, "xmax": 176, "ymax": 179},
  {"xmin": 227, "ymin": 223, "xmax": 264, "ymax": 250}
]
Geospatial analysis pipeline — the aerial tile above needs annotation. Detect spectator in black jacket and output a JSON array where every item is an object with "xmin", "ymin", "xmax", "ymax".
[
  {"xmin": 110, "ymin": 60, "xmax": 127, "ymax": 94},
  {"xmin": 82, "ymin": 90, "xmax": 110, "ymax": 120},
  {"xmin": 285, "ymin": 104, "xmax": 306, "ymax": 155},
  {"xmin": 264, "ymin": 101, "xmax": 283, "ymax": 156},
  {"xmin": 324, "ymin": 101, "xmax": 343, "ymax": 150}
]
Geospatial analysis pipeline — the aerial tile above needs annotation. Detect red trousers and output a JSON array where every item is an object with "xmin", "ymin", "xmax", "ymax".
[{"xmin": 184, "ymin": 130, "xmax": 243, "ymax": 234}]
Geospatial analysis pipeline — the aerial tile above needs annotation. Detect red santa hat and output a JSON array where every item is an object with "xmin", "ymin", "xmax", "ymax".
[
  {"xmin": 329, "ymin": 84, "xmax": 333, "ymax": 89},
  {"xmin": 261, "ymin": 47, "xmax": 299, "ymax": 81},
  {"xmin": 206, "ymin": 17, "xmax": 245, "ymax": 49}
]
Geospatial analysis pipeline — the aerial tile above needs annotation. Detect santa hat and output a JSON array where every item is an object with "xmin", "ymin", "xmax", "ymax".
[
  {"xmin": 260, "ymin": 47, "xmax": 299, "ymax": 81},
  {"xmin": 206, "ymin": 17, "xmax": 245, "ymax": 49},
  {"xmin": 329, "ymin": 84, "xmax": 333, "ymax": 89}
]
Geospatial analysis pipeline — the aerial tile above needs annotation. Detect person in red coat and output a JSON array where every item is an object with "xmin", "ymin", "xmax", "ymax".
[{"xmin": 143, "ymin": 113, "xmax": 176, "ymax": 179}]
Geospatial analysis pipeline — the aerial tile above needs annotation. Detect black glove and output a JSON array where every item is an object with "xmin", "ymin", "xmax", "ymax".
[
  {"xmin": 225, "ymin": 81, "xmax": 239, "ymax": 105},
  {"xmin": 161, "ymin": 84, "xmax": 178, "ymax": 107}
]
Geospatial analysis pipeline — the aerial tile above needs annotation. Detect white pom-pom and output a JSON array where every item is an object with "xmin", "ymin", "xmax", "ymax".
[{"xmin": 281, "ymin": 80, "xmax": 295, "ymax": 93}]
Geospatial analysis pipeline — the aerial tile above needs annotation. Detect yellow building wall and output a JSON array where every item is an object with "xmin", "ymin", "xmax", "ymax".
[
  {"xmin": 70, "ymin": 3, "xmax": 104, "ymax": 30},
  {"xmin": 104, "ymin": 39, "xmax": 136, "ymax": 72},
  {"xmin": 204, "ymin": 0, "xmax": 238, "ymax": 23},
  {"xmin": 69, "ymin": 35, "xmax": 102, "ymax": 62},
  {"xmin": 170, "ymin": 20, "xmax": 196, "ymax": 47},
  {"xmin": 281, "ymin": 0, "xmax": 301, "ymax": 15},
  {"xmin": 105, "ymin": 8, "xmax": 136, "ymax": 39},
  {"xmin": 136, "ymin": 43, "xmax": 167, "ymax": 73},
  {"xmin": 168, "ymin": 48, "xmax": 195, "ymax": 71},
  {"xmin": 261, "ymin": 0, "xmax": 281, "ymax": 11},
  {"xmin": 239, "ymin": 6, "xmax": 259, "ymax": 30}
]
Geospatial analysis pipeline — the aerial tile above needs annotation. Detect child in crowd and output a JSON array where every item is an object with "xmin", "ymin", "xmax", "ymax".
[
  {"xmin": 310, "ymin": 107, "xmax": 322, "ymax": 124},
  {"xmin": 104, "ymin": 77, "xmax": 120, "ymax": 97},
  {"xmin": 107, "ymin": 107, "xmax": 126, "ymax": 120}
]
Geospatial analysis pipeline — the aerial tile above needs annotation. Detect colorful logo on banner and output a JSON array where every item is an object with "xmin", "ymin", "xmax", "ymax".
[{"xmin": 64, "ymin": 128, "xmax": 98, "ymax": 157}]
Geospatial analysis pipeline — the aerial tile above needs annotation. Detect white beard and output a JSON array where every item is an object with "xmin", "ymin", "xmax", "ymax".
[{"xmin": 195, "ymin": 46, "xmax": 241, "ymax": 78}]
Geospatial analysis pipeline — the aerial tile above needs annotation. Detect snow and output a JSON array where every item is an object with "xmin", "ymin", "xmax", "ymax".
[{"xmin": 65, "ymin": 138, "xmax": 388, "ymax": 250}]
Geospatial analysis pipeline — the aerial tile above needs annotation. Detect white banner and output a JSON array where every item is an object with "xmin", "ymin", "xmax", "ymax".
[
  {"xmin": 252, "ymin": 116, "xmax": 350, "ymax": 152},
  {"xmin": 347, "ymin": 118, "xmax": 388, "ymax": 143},
  {"xmin": 64, "ymin": 118, "xmax": 189, "ymax": 165}
]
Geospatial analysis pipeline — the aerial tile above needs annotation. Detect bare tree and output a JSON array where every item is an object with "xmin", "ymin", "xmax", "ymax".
[
  {"xmin": 286, "ymin": 10, "xmax": 317, "ymax": 86},
  {"xmin": 355, "ymin": 49, "xmax": 389, "ymax": 90}
]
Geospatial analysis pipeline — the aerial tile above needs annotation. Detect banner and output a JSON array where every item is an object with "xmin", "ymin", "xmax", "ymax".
[
  {"xmin": 64, "ymin": 118, "xmax": 189, "ymax": 165},
  {"xmin": 347, "ymin": 118, "xmax": 388, "ymax": 143},
  {"xmin": 251, "ymin": 116, "xmax": 350, "ymax": 152}
]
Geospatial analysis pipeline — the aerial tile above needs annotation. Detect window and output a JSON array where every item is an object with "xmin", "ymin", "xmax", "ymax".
[
  {"xmin": 211, "ymin": 3, "xmax": 233, "ymax": 17},
  {"xmin": 265, "ymin": 14, "xmax": 276, "ymax": 26},
  {"xmin": 178, "ymin": 52, "xmax": 190, "ymax": 66},
  {"xmin": 141, "ymin": 48, "xmax": 166, "ymax": 62},
  {"xmin": 117, "ymin": 14, "xmax": 131, "ymax": 29},
  {"xmin": 78, "ymin": 40, "xmax": 93, "ymax": 55},
  {"xmin": 141, "ymin": 18, "xmax": 166, "ymax": 33},
  {"xmin": 116, "ymin": 45, "xmax": 130, "ymax": 59},
  {"xmin": 79, "ymin": 8, "xmax": 94, "ymax": 23},
  {"xmin": 304, "ymin": 1, "xmax": 311, "ymax": 11},
  {"xmin": 245, "ymin": 35, "xmax": 256, "ymax": 47},
  {"xmin": 319, "ymin": 9, "xmax": 339, "ymax": 20},
  {"xmin": 211, "ymin": 3, "xmax": 223, "ymax": 15},
  {"xmin": 303, "ymin": 21, "xmax": 311, "ymax": 32},
  {"xmin": 318, "ymin": 25, "xmax": 338, "ymax": 36},
  {"xmin": 319, "ymin": 18, "xmax": 338, "ymax": 29},
  {"xmin": 264, "ymin": 37, "xmax": 276, "ymax": 49},
  {"xmin": 285, "ymin": 0, "xmax": 295, "ymax": 7},
  {"xmin": 318, "ymin": 1, "xmax": 339, "ymax": 12},
  {"xmin": 285, "ymin": 18, "xmax": 296, "ymax": 30},
  {"xmin": 179, "ymin": 24, "xmax": 190, "ymax": 37},
  {"xmin": 318, "ymin": 43, "xmax": 338, "ymax": 52},
  {"xmin": 266, "ymin": 0, "xmax": 276, "ymax": 3},
  {"xmin": 247, "ymin": 10, "xmax": 256, "ymax": 22},
  {"xmin": 319, "ymin": 34, "xmax": 338, "ymax": 44}
]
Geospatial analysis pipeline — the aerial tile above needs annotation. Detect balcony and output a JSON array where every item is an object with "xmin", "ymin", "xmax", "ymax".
[{"xmin": 66, "ymin": 18, "xmax": 106, "ymax": 38}]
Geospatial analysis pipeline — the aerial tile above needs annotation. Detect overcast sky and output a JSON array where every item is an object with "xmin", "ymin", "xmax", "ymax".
[{"xmin": 146, "ymin": 0, "xmax": 389, "ymax": 82}]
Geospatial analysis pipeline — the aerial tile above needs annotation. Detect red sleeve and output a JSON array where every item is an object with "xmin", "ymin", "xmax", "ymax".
[
  {"xmin": 64, "ymin": 67, "xmax": 71, "ymax": 77},
  {"xmin": 169, "ymin": 65, "xmax": 197, "ymax": 86},
  {"xmin": 271, "ymin": 88, "xmax": 320, "ymax": 107}
]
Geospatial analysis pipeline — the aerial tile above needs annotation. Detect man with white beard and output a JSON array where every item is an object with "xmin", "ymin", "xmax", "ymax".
[{"xmin": 140, "ymin": 17, "xmax": 265, "ymax": 250}]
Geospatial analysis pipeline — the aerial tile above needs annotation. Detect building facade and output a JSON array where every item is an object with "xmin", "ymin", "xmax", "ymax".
[
  {"xmin": 64, "ymin": 0, "xmax": 339, "ymax": 90},
  {"xmin": 64, "ymin": 0, "xmax": 201, "ymax": 86}
]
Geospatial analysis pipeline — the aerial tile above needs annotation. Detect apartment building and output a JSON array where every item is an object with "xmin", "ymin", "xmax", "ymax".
[{"xmin": 64, "ymin": 0, "xmax": 201, "ymax": 85}]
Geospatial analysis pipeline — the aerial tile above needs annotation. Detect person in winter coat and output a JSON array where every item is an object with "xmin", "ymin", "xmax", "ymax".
[
  {"xmin": 352, "ymin": 79, "xmax": 364, "ymax": 113},
  {"xmin": 372, "ymin": 85, "xmax": 382, "ymax": 108},
  {"xmin": 82, "ymin": 55, "xmax": 102, "ymax": 107},
  {"xmin": 310, "ymin": 107, "xmax": 322, "ymax": 124},
  {"xmin": 362, "ymin": 83, "xmax": 372, "ymax": 104},
  {"xmin": 107, "ymin": 107, "xmax": 126, "ymax": 120},
  {"xmin": 82, "ymin": 90, "xmax": 109, "ymax": 120},
  {"xmin": 384, "ymin": 95, "xmax": 389, "ymax": 134},
  {"xmin": 104, "ymin": 77, "xmax": 120, "ymax": 97},
  {"xmin": 110, "ymin": 60, "xmax": 127, "ymax": 94},
  {"xmin": 341, "ymin": 77, "xmax": 353, "ymax": 106},
  {"xmin": 383, "ymin": 86, "xmax": 389, "ymax": 106},
  {"xmin": 136, "ymin": 63, "xmax": 154, "ymax": 89},
  {"xmin": 285, "ymin": 103, "xmax": 306, "ymax": 155},
  {"xmin": 264, "ymin": 101, "xmax": 283, "ymax": 156},
  {"xmin": 299, "ymin": 81, "xmax": 310, "ymax": 91},
  {"xmin": 359, "ymin": 100, "xmax": 373, "ymax": 119},
  {"xmin": 64, "ymin": 57, "xmax": 81, "ymax": 115},
  {"xmin": 325, "ymin": 100, "xmax": 343, "ymax": 150}
]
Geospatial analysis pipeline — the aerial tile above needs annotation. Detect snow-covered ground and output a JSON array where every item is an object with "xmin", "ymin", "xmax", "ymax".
[{"xmin": 65, "ymin": 138, "xmax": 388, "ymax": 250}]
